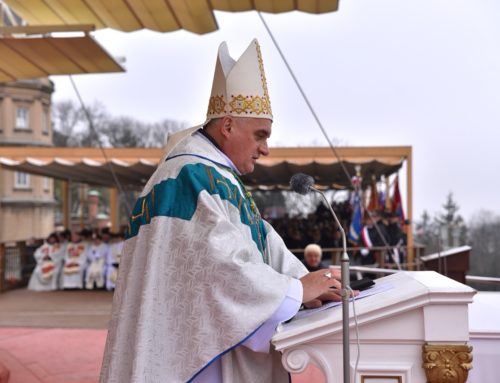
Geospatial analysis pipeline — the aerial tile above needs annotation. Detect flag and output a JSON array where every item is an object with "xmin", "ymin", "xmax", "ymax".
[
  {"xmin": 391, "ymin": 175, "xmax": 405, "ymax": 224},
  {"xmin": 367, "ymin": 175, "xmax": 379, "ymax": 212},
  {"xmin": 378, "ymin": 190, "xmax": 385, "ymax": 210},
  {"xmin": 385, "ymin": 176, "xmax": 392, "ymax": 211},
  {"xmin": 348, "ymin": 187, "xmax": 363, "ymax": 243}
]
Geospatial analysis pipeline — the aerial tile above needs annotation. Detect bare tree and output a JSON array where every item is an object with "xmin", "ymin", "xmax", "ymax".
[
  {"xmin": 52, "ymin": 100, "xmax": 82, "ymax": 146},
  {"xmin": 77, "ymin": 101, "xmax": 109, "ymax": 147},
  {"xmin": 52, "ymin": 100, "xmax": 187, "ymax": 148},
  {"xmin": 144, "ymin": 119, "xmax": 187, "ymax": 148},
  {"xmin": 102, "ymin": 116, "xmax": 147, "ymax": 148}
]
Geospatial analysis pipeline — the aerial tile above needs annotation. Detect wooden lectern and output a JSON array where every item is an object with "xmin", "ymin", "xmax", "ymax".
[{"xmin": 273, "ymin": 271, "xmax": 476, "ymax": 383}]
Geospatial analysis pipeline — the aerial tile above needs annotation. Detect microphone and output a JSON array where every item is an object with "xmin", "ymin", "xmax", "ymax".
[
  {"xmin": 290, "ymin": 173, "xmax": 315, "ymax": 195},
  {"xmin": 290, "ymin": 173, "xmax": 351, "ymax": 383}
]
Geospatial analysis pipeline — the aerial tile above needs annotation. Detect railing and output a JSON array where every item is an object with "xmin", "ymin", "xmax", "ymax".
[
  {"xmin": 289, "ymin": 245, "xmax": 427, "ymax": 270},
  {"xmin": 2, "ymin": 239, "xmax": 498, "ymax": 293},
  {"xmin": 335, "ymin": 265, "xmax": 500, "ymax": 287},
  {"xmin": 0, "ymin": 240, "xmax": 40, "ymax": 292},
  {"xmin": 465, "ymin": 275, "xmax": 500, "ymax": 286}
]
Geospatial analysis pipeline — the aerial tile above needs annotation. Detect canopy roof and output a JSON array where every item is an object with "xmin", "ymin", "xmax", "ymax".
[
  {"xmin": 0, "ymin": 146, "xmax": 409, "ymax": 190},
  {"xmin": 0, "ymin": 29, "xmax": 124, "ymax": 83},
  {"xmin": 4, "ymin": 0, "xmax": 339, "ymax": 34},
  {"xmin": 244, "ymin": 146, "xmax": 407, "ymax": 189}
]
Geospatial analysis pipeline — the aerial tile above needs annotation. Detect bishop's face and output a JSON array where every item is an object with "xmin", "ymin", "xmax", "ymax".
[{"xmin": 224, "ymin": 117, "xmax": 272, "ymax": 175}]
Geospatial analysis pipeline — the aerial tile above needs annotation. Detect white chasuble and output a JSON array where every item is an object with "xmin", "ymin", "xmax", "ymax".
[
  {"xmin": 62, "ymin": 241, "xmax": 88, "ymax": 289},
  {"xmin": 28, "ymin": 242, "xmax": 65, "ymax": 291},
  {"xmin": 85, "ymin": 243, "xmax": 108, "ymax": 290},
  {"xmin": 100, "ymin": 132, "xmax": 307, "ymax": 383}
]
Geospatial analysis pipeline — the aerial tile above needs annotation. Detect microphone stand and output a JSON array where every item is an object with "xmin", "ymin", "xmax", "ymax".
[{"xmin": 312, "ymin": 189, "xmax": 351, "ymax": 383}]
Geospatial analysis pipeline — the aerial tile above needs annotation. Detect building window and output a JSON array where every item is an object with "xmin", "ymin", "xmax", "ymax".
[
  {"xmin": 42, "ymin": 109, "xmax": 50, "ymax": 134},
  {"xmin": 43, "ymin": 177, "xmax": 50, "ymax": 191},
  {"xmin": 14, "ymin": 172, "xmax": 30, "ymax": 189},
  {"xmin": 16, "ymin": 107, "xmax": 30, "ymax": 130}
]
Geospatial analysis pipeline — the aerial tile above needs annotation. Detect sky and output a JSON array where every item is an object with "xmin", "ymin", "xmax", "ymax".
[{"xmin": 50, "ymin": 0, "xmax": 500, "ymax": 223}]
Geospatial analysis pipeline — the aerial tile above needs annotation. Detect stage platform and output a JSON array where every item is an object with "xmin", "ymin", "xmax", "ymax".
[
  {"xmin": 0, "ymin": 289, "xmax": 113, "ymax": 329},
  {"xmin": 0, "ymin": 289, "xmax": 112, "ymax": 383}
]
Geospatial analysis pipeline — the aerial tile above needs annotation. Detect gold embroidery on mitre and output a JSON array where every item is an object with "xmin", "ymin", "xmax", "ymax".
[
  {"xmin": 229, "ymin": 95, "xmax": 271, "ymax": 115},
  {"xmin": 255, "ymin": 41, "xmax": 272, "ymax": 117},
  {"xmin": 208, "ymin": 95, "xmax": 226, "ymax": 115},
  {"xmin": 229, "ymin": 95, "xmax": 248, "ymax": 114}
]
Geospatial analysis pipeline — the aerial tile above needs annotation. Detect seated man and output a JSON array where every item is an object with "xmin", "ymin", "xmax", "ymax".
[{"xmin": 303, "ymin": 243, "xmax": 327, "ymax": 272}]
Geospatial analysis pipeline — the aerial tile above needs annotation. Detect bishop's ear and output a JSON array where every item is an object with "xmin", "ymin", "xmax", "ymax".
[{"xmin": 220, "ymin": 115, "xmax": 233, "ymax": 139}]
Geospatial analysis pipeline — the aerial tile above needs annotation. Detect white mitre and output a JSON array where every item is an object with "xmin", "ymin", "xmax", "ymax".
[
  {"xmin": 161, "ymin": 39, "xmax": 272, "ymax": 160},
  {"xmin": 206, "ymin": 38, "xmax": 273, "ymax": 121}
]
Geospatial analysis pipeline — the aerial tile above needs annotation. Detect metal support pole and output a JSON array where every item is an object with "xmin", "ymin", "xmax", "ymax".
[
  {"xmin": 314, "ymin": 190, "xmax": 350, "ymax": 383},
  {"xmin": 341, "ymin": 250, "xmax": 350, "ymax": 383},
  {"xmin": 0, "ymin": 243, "xmax": 5, "ymax": 293},
  {"xmin": 62, "ymin": 179, "xmax": 70, "ymax": 229},
  {"xmin": 110, "ymin": 186, "xmax": 119, "ymax": 232},
  {"xmin": 79, "ymin": 183, "xmax": 85, "ymax": 229}
]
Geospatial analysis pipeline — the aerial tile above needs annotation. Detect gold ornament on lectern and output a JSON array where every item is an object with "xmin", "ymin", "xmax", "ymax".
[{"xmin": 422, "ymin": 343, "xmax": 473, "ymax": 383}]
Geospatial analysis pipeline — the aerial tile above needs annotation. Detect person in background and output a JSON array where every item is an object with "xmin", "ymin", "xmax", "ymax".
[
  {"xmin": 303, "ymin": 243, "xmax": 327, "ymax": 272},
  {"xmin": 360, "ymin": 210, "xmax": 389, "ymax": 266},
  {"xmin": 85, "ymin": 232, "xmax": 108, "ymax": 290},
  {"xmin": 62, "ymin": 230, "xmax": 88, "ymax": 289},
  {"xmin": 55, "ymin": 228, "xmax": 71, "ymax": 288},
  {"xmin": 384, "ymin": 210, "xmax": 406, "ymax": 265},
  {"xmin": 28, "ymin": 233, "xmax": 65, "ymax": 291},
  {"xmin": 105, "ymin": 231, "xmax": 124, "ymax": 291}
]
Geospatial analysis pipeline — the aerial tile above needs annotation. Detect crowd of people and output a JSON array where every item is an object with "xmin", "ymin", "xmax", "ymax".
[
  {"xmin": 27, "ymin": 228, "xmax": 124, "ymax": 292},
  {"xmin": 27, "ymin": 199, "xmax": 407, "ymax": 294},
  {"xmin": 269, "ymin": 200, "xmax": 407, "ymax": 266},
  {"xmin": 268, "ymin": 201, "xmax": 352, "ymax": 250}
]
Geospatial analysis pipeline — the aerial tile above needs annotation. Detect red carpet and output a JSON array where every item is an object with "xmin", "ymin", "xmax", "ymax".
[
  {"xmin": 0, "ymin": 328, "xmax": 106, "ymax": 383},
  {"xmin": 0, "ymin": 327, "xmax": 323, "ymax": 383}
]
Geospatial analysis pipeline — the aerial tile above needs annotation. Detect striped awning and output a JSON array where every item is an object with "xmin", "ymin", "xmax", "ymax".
[
  {"xmin": 0, "ymin": 146, "xmax": 408, "ymax": 190},
  {"xmin": 0, "ymin": 33, "xmax": 124, "ymax": 83},
  {"xmin": 243, "ymin": 146, "xmax": 406, "ymax": 189},
  {"xmin": 3, "ymin": 0, "xmax": 339, "ymax": 34}
]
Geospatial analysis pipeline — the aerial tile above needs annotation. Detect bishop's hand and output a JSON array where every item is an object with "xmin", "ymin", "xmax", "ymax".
[
  {"xmin": 300, "ymin": 269, "xmax": 360, "ymax": 309},
  {"xmin": 299, "ymin": 268, "xmax": 341, "ymax": 304}
]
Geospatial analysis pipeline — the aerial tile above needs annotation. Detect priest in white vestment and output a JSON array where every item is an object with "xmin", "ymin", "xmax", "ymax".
[
  {"xmin": 85, "ymin": 233, "xmax": 108, "ymax": 290},
  {"xmin": 62, "ymin": 231, "xmax": 88, "ymax": 289},
  {"xmin": 28, "ymin": 233, "xmax": 65, "ymax": 291},
  {"xmin": 100, "ymin": 39, "xmax": 342, "ymax": 383}
]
